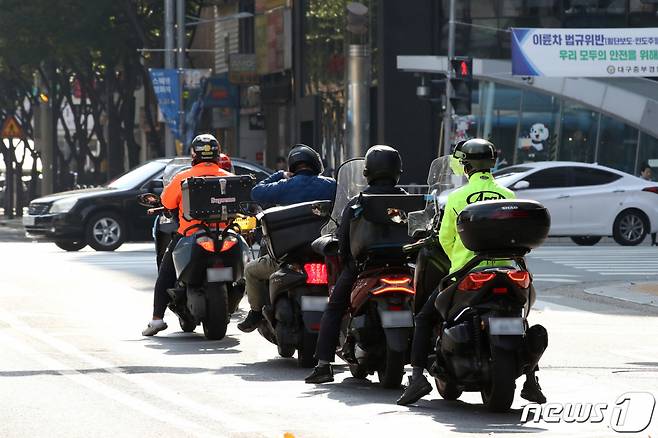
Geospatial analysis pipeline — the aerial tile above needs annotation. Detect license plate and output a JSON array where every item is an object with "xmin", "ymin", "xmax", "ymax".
[
  {"xmin": 206, "ymin": 267, "xmax": 233, "ymax": 283},
  {"xmin": 380, "ymin": 310, "xmax": 414, "ymax": 328},
  {"xmin": 301, "ymin": 296, "xmax": 328, "ymax": 312},
  {"xmin": 22, "ymin": 216, "xmax": 35, "ymax": 226},
  {"xmin": 489, "ymin": 317, "xmax": 525, "ymax": 335}
]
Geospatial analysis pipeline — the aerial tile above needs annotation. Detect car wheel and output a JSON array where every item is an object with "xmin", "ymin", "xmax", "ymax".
[
  {"xmin": 54, "ymin": 240, "xmax": 87, "ymax": 251},
  {"xmin": 613, "ymin": 210, "xmax": 647, "ymax": 246},
  {"xmin": 570, "ymin": 236, "xmax": 602, "ymax": 246},
  {"xmin": 85, "ymin": 212, "xmax": 126, "ymax": 251}
]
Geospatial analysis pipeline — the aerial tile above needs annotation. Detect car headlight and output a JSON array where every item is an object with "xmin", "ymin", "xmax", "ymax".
[{"xmin": 50, "ymin": 197, "xmax": 78, "ymax": 213}]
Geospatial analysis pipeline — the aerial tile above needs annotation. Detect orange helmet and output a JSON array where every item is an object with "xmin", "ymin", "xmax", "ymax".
[{"xmin": 219, "ymin": 153, "xmax": 234, "ymax": 172}]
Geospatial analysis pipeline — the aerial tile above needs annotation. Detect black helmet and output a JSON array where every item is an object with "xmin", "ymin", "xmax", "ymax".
[
  {"xmin": 288, "ymin": 144, "xmax": 323, "ymax": 174},
  {"xmin": 363, "ymin": 145, "xmax": 402, "ymax": 185},
  {"xmin": 191, "ymin": 134, "xmax": 220, "ymax": 163},
  {"xmin": 453, "ymin": 138, "xmax": 497, "ymax": 174}
]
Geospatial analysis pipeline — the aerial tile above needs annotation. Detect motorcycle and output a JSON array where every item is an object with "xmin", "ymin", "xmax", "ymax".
[
  {"xmin": 138, "ymin": 174, "xmax": 257, "ymax": 340},
  {"xmin": 404, "ymin": 156, "xmax": 550, "ymax": 412},
  {"xmin": 313, "ymin": 158, "xmax": 425, "ymax": 388},
  {"xmin": 255, "ymin": 200, "xmax": 333, "ymax": 368}
]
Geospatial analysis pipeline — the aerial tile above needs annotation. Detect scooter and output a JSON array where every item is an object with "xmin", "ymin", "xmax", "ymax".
[
  {"xmin": 404, "ymin": 156, "xmax": 550, "ymax": 412},
  {"xmin": 314, "ymin": 158, "xmax": 425, "ymax": 388},
  {"xmin": 256, "ymin": 200, "xmax": 333, "ymax": 368},
  {"xmin": 138, "ymin": 174, "xmax": 256, "ymax": 340}
]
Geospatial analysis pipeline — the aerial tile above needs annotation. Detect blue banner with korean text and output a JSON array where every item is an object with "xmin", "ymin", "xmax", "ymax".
[
  {"xmin": 149, "ymin": 68, "xmax": 182, "ymax": 139},
  {"xmin": 512, "ymin": 28, "xmax": 658, "ymax": 77}
]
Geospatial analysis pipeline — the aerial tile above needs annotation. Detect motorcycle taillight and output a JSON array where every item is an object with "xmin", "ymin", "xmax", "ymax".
[
  {"xmin": 304, "ymin": 263, "xmax": 328, "ymax": 285},
  {"xmin": 507, "ymin": 270, "xmax": 531, "ymax": 288},
  {"xmin": 457, "ymin": 272, "xmax": 496, "ymax": 291}
]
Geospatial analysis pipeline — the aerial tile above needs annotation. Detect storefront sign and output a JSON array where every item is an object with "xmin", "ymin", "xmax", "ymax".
[
  {"xmin": 203, "ymin": 74, "xmax": 239, "ymax": 108},
  {"xmin": 149, "ymin": 68, "xmax": 182, "ymax": 139},
  {"xmin": 512, "ymin": 27, "xmax": 658, "ymax": 77},
  {"xmin": 229, "ymin": 54, "xmax": 258, "ymax": 84}
]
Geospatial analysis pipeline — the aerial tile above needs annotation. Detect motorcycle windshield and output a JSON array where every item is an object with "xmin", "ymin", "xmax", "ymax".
[
  {"xmin": 162, "ymin": 157, "xmax": 193, "ymax": 186},
  {"xmin": 322, "ymin": 158, "xmax": 367, "ymax": 235},
  {"xmin": 407, "ymin": 156, "xmax": 466, "ymax": 236}
]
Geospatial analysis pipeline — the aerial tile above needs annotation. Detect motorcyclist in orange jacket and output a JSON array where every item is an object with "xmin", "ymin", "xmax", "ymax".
[{"xmin": 142, "ymin": 134, "xmax": 233, "ymax": 336}]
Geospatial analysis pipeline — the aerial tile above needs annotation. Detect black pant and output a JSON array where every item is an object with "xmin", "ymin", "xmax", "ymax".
[
  {"xmin": 315, "ymin": 263, "xmax": 358, "ymax": 362},
  {"xmin": 410, "ymin": 287, "xmax": 442, "ymax": 369},
  {"xmin": 153, "ymin": 235, "xmax": 181, "ymax": 319}
]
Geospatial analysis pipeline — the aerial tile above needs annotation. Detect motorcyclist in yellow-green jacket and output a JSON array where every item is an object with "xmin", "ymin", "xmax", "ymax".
[{"xmin": 397, "ymin": 138, "xmax": 547, "ymax": 406}]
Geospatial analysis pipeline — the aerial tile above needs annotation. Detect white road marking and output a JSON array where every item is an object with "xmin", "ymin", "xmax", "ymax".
[
  {"xmin": 0, "ymin": 331, "xmax": 216, "ymax": 438},
  {"xmin": 0, "ymin": 310, "xmax": 262, "ymax": 435}
]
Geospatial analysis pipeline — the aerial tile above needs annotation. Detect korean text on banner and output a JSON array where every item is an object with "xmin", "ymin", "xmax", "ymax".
[
  {"xmin": 512, "ymin": 27, "xmax": 658, "ymax": 77},
  {"xmin": 149, "ymin": 68, "xmax": 182, "ymax": 139}
]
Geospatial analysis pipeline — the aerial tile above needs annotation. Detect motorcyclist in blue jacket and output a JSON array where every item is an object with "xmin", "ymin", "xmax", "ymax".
[{"xmin": 238, "ymin": 145, "xmax": 336, "ymax": 332}]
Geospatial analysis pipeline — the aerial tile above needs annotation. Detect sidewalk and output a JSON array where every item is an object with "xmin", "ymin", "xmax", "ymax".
[
  {"xmin": 584, "ymin": 282, "xmax": 658, "ymax": 308},
  {"xmin": 0, "ymin": 217, "xmax": 24, "ymax": 230}
]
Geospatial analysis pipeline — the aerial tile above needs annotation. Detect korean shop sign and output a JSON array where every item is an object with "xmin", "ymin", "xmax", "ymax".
[{"xmin": 512, "ymin": 27, "xmax": 658, "ymax": 77}]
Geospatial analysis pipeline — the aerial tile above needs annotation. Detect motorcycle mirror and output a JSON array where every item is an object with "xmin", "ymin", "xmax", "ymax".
[
  {"xmin": 138, "ymin": 192, "xmax": 161, "ymax": 208},
  {"xmin": 513, "ymin": 180, "xmax": 530, "ymax": 190},
  {"xmin": 240, "ymin": 201, "xmax": 263, "ymax": 216},
  {"xmin": 311, "ymin": 202, "xmax": 332, "ymax": 217},
  {"xmin": 387, "ymin": 208, "xmax": 409, "ymax": 224}
]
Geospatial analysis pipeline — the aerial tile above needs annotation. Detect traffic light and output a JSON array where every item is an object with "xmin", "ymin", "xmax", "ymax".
[{"xmin": 450, "ymin": 56, "xmax": 472, "ymax": 116}]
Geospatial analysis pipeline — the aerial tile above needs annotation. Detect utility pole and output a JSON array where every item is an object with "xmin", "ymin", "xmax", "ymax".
[
  {"xmin": 164, "ymin": 0, "xmax": 175, "ymax": 156},
  {"xmin": 443, "ymin": 0, "xmax": 456, "ymax": 156},
  {"xmin": 176, "ymin": 0, "xmax": 185, "ymax": 153},
  {"xmin": 344, "ymin": 2, "xmax": 370, "ymax": 159}
]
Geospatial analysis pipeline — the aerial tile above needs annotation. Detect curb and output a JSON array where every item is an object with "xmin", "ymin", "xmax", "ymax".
[{"xmin": 584, "ymin": 282, "xmax": 658, "ymax": 308}]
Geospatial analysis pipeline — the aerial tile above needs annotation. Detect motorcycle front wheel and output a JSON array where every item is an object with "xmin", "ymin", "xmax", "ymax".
[{"xmin": 202, "ymin": 283, "xmax": 229, "ymax": 340}]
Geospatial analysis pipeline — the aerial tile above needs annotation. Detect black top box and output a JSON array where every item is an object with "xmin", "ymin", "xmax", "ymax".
[
  {"xmin": 261, "ymin": 200, "xmax": 331, "ymax": 259},
  {"xmin": 181, "ymin": 175, "xmax": 256, "ymax": 221},
  {"xmin": 457, "ymin": 199, "xmax": 551, "ymax": 253}
]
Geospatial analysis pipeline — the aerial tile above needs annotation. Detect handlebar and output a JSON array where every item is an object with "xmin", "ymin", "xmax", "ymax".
[
  {"xmin": 147, "ymin": 207, "xmax": 166, "ymax": 216},
  {"xmin": 402, "ymin": 236, "xmax": 433, "ymax": 254}
]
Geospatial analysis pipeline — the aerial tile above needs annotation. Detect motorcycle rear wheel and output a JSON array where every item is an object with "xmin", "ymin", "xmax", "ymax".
[
  {"xmin": 481, "ymin": 348, "xmax": 517, "ymax": 412},
  {"xmin": 297, "ymin": 330, "xmax": 318, "ymax": 368},
  {"xmin": 202, "ymin": 283, "xmax": 229, "ymax": 340},
  {"xmin": 435, "ymin": 377, "xmax": 462, "ymax": 401},
  {"xmin": 377, "ymin": 348, "xmax": 405, "ymax": 389}
]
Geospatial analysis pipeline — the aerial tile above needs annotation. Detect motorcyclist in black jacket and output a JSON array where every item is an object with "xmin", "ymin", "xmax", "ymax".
[{"xmin": 305, "ymin": 145, "xmax": 407, "ymax": 384}]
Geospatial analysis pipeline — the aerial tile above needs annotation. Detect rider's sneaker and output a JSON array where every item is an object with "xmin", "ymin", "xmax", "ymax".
[
  {"xmin": 397, "ymin": 375, "xmax": 432, "ymax": 406},
  {"xmin": 237, "ymin": 310, "xmax": 263, "ymax": 333},
  {"xmin": 521, "ymin": 375, "xmax": 547, "ymax": 404},
  {"xmin": 305, "ymin": 364, "xmax": 334, "ymax": 384},
  {"xmin": 141, "ymin": 320, "xmax": 168, "ymax": 336}
]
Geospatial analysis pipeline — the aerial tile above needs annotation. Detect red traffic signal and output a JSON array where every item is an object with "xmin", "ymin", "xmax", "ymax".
[{"xmin": 450, "ymin": 57, "xmax": 472, "ymax": 80}]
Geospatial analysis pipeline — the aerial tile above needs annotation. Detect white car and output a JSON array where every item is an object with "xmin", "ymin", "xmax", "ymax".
[{"xmin": 492, "ymin": 161, "xmax": 658, "ymax": 246}]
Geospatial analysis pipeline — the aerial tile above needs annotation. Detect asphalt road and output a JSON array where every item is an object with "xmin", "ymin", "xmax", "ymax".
[{"xmin": 0, "ymin": 241, "xmax": 657, "ymax": 438}]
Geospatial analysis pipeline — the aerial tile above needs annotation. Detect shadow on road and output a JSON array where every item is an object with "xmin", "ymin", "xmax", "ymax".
[
  {"xmin": 139, "ymin": 332, "xmax": 241, "ymax": 355},
  {"xmin": 212, "ymin": 358, "xmax": 349, "ymax": 382},
  {"xmin": 302, "ymin": 378, "xmax": 546, "ymax": 434}
]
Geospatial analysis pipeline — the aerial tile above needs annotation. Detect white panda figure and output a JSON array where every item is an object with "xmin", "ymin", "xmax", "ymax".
[{"xmin": 529, "ymin": 123, "xmax": 549, "ymax": 152}]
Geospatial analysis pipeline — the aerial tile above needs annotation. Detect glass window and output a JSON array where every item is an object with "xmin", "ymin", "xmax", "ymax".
[
  {"xmin": 480, "ymin": 83, "xmax": 521, "ymax": 172},
  {"xmin": 107, "ymin": 161, "xmax": 167, "ymax": 190},
  {"xmin": 637, "ymin": 132, "xmax": 658, "ymax": 181},
  {"xmin": 597, "ymin": 115, "xmax": 639, "ymax": 175},
  {"xmin": 493, "ymin": 165, "xmax": 533, "ymax": 178},
  {"xmin": 524, "ymin": 167, "xmax": 571, "ymax": 189},
  {"xmin": 559, "ymin": 101, "xmax": 597, "ymax": 163},
  {"xmin": 515, "ymin": 90, "xmax": 560, "ymax": 164},
  {"xmin": 572, "ymin": 167, "xmax": 622, "ymax": 186}
]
